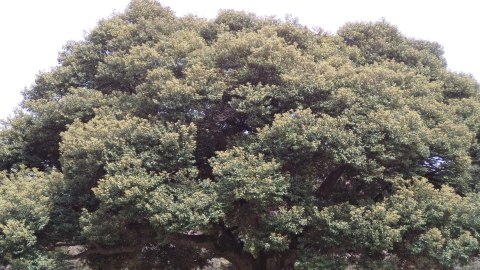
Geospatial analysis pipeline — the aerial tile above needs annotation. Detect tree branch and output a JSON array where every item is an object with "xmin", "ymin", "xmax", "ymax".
[
  {"xmin": 71, "ymin": 241, "xmax": 142, "ymax": 259},
  {"xmin": 45, "ymin": 242, "xmax": 84, "ymax": 251},
  {"xmin": 65, "ymin": 233, "xmax": 251, "ymax": 269},
  {"xmin": 64, "ymin": 235, "xmax": 219, "ymax": 260},
  {"xmin": 315, "ymin": 165, "xmax": 348, "ymax": 196}
]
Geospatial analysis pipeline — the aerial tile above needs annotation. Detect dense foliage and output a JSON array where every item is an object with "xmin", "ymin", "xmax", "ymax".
[{"xmin": 2, "ymin": 1, "xmax": 480, "ymax": 269}]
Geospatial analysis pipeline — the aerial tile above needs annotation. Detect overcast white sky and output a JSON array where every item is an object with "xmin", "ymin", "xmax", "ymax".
[{"xmin": 1, "ymin": 0, "xmax": 478, "ymax": 120}]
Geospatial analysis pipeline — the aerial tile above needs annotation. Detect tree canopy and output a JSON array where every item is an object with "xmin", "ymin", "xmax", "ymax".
[{"xmin": 1, "ymin": 1, "xmax": 480, "ymax": 269}]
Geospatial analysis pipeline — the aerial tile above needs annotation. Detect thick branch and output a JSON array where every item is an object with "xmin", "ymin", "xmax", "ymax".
[
  {"xmin": 71, "ymin": 241, "xmax": 145, "ymax": 259},
  {"xmin": 67, "ymin": 234, "xmax": 232, "ymax": 261},
  {"xmin": 315, "ymin": 165, "xmax": 348, "ymax": 196},
  {"xmin": 45, "ymin": 242, "xmax": 82, "ymax": 251},
  {"xmin": 63, "ymin": 232, "xmax": 251, "ymax": 268}
]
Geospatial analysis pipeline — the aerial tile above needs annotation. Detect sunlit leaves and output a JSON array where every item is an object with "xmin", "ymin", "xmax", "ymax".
[{"xmin": 0, "ymin": 168, "xmax": 64, "ymax": 268}]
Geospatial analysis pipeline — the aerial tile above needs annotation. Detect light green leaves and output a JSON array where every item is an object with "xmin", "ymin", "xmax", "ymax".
[
  {"xmin": 60, "ymin": 113, "xmax": 197, "ymax": 182},
  {"xmin": 211, "ymin": 146, "xmax": 289, "ymax": 209},
  {"xmin": 0, "ymin": 168, "xmax": 64, "ymax": 268}
]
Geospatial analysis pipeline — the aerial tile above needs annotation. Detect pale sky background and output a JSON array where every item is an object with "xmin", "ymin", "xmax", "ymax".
[{"xmin": 1, "ymin": 0, "xmax": 478, "ymax": 120}]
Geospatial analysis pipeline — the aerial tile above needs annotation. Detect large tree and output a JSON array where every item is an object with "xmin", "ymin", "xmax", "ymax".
[{"xmin": 1, "ymin": 1, "xmax": 480, "ymax": 269}]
